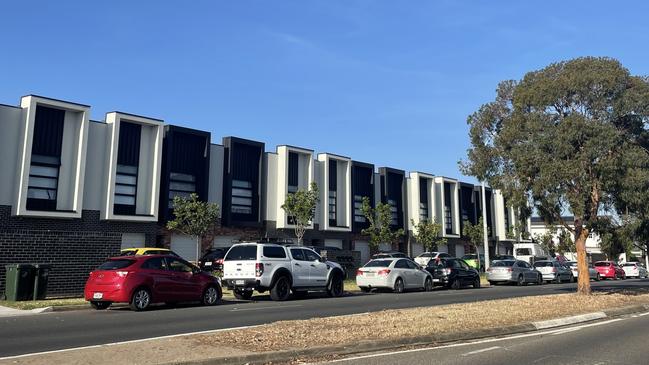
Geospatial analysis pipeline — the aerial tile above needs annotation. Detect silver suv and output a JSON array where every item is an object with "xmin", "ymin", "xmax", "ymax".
[{"xmin": 222, "ymin": 243, "xmax": 346, "ymax": 301}]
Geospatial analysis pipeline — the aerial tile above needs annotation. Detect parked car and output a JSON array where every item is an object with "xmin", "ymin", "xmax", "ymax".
[
  {"xmin": 514, "ymin": 243, "xmax": 550, "ymax": 264},
  {"xmin": 120, "ymin": 247, "xmax": 180, "ymax": 256},
  {"xmin": 534, "ymin": 260, "xmax": 574, "ymax": 283},
  {"xmin": 222, "ymin": 243, "xmax": 346, "ymax": 301},
  {"xmin": 490, "ymin": 255, "xmax": 515, "ymax": 263},
  {"xmin": 414, "ymin": 252, "xmax": 452, "ymax": 267},
  {"xmin": 565, "ymin": 261, "xmax": 600, "ymax": 281},
  {"xmin": 593, "ymin": 261, "xmax": 626, "ymax": 280},
  {"xmin": 198, "ymin": 247, "xmax": 229, "ymax": 271},
  {"xmin": 461, "ymin": 254, "xmax": 485, "ymax": 271},
  {"xmin": 621, "ymin": 262, "xmax": 648, "ymax": 278},
  {"xmin": 356, "ymin": 258, "xmax": 433, "ymax": 293},
  {"xmin": 424, "ymin": 257, "xmax": 480, "ymax": 289},
  {"xmin": 372, "ymin": 251, "xmax": 409, "ymax": 260},
  {"xmin": 487, "ymin": 260, "xmax": 543, "ymax": 286},
  {"xmin": 84, "ymin": 255, "xmax": 222, "ymax": 311}
]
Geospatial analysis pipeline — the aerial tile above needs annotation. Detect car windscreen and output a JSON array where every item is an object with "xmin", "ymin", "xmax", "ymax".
[
  {"xmin": 622, "ymin": 263, "xmax": 637, "ymax": 267},
  {"xmin": 364, "ymin": 260, "xmax": 392, "ymax": 268},
  {"xmin": 202, "ymin": 250, "xmax": 225, "ymax": 260},
  {"xmin": 515, "ymin": 248, "xmax": 532, "ymax": 256},
  {"xmin": 533, "ymin": 262, "xmax": 554, "ymax": 267},
  {"xmin": 463, "ymin": 255, "xmax": 477, "ymax": 259},
  {"xmin": 418, "ymin": 253, "xmax": 433, "ymax": 257},
  {"xmin": 224, "ymin": 245, "xmax": 257, "ymax": 261},
  {"xmin": 97, "ymin": 259, "xmax": 135, "ymax": 270},
  {"xmin": 492, "ymin": 260, "xmax": 515, "ymax": 267},
  {"xmin": 594, "ymin": 262, "xmax": 610, "ymax": 267}
]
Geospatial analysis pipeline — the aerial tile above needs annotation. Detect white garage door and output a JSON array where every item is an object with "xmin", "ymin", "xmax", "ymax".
[
  {"xmin": 213, "ymin": 236, "xmax": 238, "ymax": 248},
  {"xmin": 438, "ymin": 244, "xmax": 449, "ymax": 254},
  {"xmin": 171, "ymin": 234, "xmax": 199, "ymax": 262},
  {"xmin": 324, "ymin": 239, "xmax": 343, "ymax": 249},
  {"xmin": 411, "ymin": 243, "xmax": 424, "ymax": 257},
  {"xmin": 354, "ymin": 241, "xmax": 370, "ymax": 265},
  {"xmin": 378, "ymin": 243, "xmax": 391, "ymax": 252},
  {"xmin": 455, "ymin": 244, "xmax": 465, "ymax": 258},
  {"xmin": 121, "ymin": 233, "xmax": 145, "ymax": 250}
]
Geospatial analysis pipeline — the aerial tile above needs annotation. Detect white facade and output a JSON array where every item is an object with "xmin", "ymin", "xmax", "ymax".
[
  {"xmin": 406, "ymin": 172, "xmax": 437, "ymax": 230},
  {"xmin": 434, "ymin": 177, "xmax": 460, "ymax": 238},
  {"xmin": 316, "ymin": 153, "xmax": 352, "ymax": 231}
]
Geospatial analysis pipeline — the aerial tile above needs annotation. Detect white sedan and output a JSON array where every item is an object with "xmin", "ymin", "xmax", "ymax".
[
  {"xmin": 621, "ymin": 262, "xmax": 649, "ymax": 278},
  {"xmin": 413, "ymin": 252, "xmax": 451, "ymax": 267},
  {"xmin": 356, "ymin": 258, "xmax": 433, "ymax": 293},
  {"xmin": 565, "ymin": 261, "xmax": 600, "ymax": 281}
]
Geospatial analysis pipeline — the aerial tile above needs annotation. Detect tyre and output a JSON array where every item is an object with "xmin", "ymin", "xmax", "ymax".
[
  {"xmin": 596, "ymin": 273, "xmax": 601, "ymax": 281},
  {"xmin": 570, "ymin": 274, "xmax": 575, "ymax": 283},
  {"xmin": 130, "ymin": 288, "xmax": 151, "ymax": 311},
  {"xmin": 394, "ymin": 278, "xmax": 405, "ymax": 293},
  {"xmin": 270, "ymin": 276, "xmax": 291, "ymax": 301},
  {"xmin": 202, "ymin": 285, "xmax": 220, "ymax": 306},
  {"xmin": 424, "ymin": 277, "xmax": 434, "ymax": 292},
  {"xmin": 517, "ymin": 275, "xmax": 525, "ymax": 286},
  {"xmin": 327, "ymin": 274, "xmax": 344, "ymax": 297},
  {"xmin": 554, "ymin": 275, "xmax": 562, "ymax": 284},
  {"xmin": 473, "ymin": 277, "xmax": 481, "ymax": 289},
  {"xmin": 233, "ymin": 289, "xmax": 253, "ymax": 300},
  {"xmin": 451, "ymin": 278, "xmax": 461, "ymax": 290},
  {"xmin": 537, "ymin": 274, "xmax": 543, "ymax": 285},
  {"xmin": 614, "ymin": 274, "xmax": 619, "ymax": 280},
  {"xmin": 90, "ymin": 301, "xmax": 111, "ymax": 310}
]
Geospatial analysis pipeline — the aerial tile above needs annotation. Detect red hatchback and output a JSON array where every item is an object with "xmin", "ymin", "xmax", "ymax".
[
  {"xmin": 593, "ymin": 261, "xmax": 626, "ymax": 280},
  {"xmin": 84, "ymin": 255, "xmax": 222, "ymax": 311}
]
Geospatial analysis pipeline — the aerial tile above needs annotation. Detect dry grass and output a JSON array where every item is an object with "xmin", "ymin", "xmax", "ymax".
[
  {"xmin": 195, "ymin": 289, "xmax": 649, "ymax": 352},
  {"xmin": 0, "ymin": 298, "xmax": 86, "ymax": 310}
]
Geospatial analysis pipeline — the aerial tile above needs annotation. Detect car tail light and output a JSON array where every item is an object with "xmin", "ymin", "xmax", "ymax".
[
  {"xmin": 487, "ymin": 267, "xmax": 492, "ymax": 272},
  {"xmin": 377, "ymin": 269, "xmax": 391, "ymax": 276},
  {"xmin": 255, "ymin": 262, "xmax": 264, "ymax": 277},
  {"xmin": 116, "ymin": 271, "xmax": 129, "ymax": 278},
  {"xmin": 216, "ymin": 258, "xmax": 224, "ymax": 265},
  {"xmin": 551, "ymin": 268, "xmax": 557, "ymax": 273},
  {"xmin": 356, "ymin": 269, "xmax": 364, "ymax": 276},
  {"xmin": 506, "ymin": 268, "xmax": 512, "ymax": 272}
]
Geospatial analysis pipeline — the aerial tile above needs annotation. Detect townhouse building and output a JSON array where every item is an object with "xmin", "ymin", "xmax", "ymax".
[{"xmin": 0, "ymin": 93, "xmax": 525, "ymax": 296}]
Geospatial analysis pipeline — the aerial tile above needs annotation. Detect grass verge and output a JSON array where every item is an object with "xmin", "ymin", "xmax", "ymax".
[{"xmin": 0, "ymin": 298, "xmax": 86, "ymax": 310}]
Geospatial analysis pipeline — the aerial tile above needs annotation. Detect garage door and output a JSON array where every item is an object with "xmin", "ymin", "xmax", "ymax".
[
  {"xmin": 378, "ymin": 243, "xmax": 391, "ymax": 252},
  {"xmin": 324, "ymin": 239, "xmax": 343, "ymax": 249},
  {"xmin": 411, "ymin": 243, "xmax": 424, "ymax": 257},
  {"xmin": 121, "ymin": 233, "xmax": 145, "ymax": 250},
  {"xmin": 455, "ymin": 244, "xmax": 465, "ymax": 258},
  {"xmin": 213, "ymin": 235, "xmax": 237, "ymax": 248},
  {"xmin": 354, "ymin": 241, "xmax": 370, "ymax": 265},
  {"xmin": 171, "ymin": 234, "xmax": 199, "ymax": 262}
]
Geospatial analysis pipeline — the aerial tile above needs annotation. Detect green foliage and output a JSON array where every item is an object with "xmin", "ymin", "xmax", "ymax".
[
  {"xmin": 411, "ymin": 218, "xmax": 446, "ymax": 252},
  {"xmin": 281, "ymin": 182, "xmax": 319, "ymax": 245},
  {"xmin": 360, "ymin": 196, "xmax": 404, "ymax": 253},
  {"xmin": 166, "ymin": 193, "xmax": 220, "ymax": 239},
  {"xmin": 534, "ymin": 230, "xmax": 556, "ymax": 254},
  {"xmin": 556, "ymin": 229, "xmax": 576, "ymax": 255},
  {"xmin": 462, "ymin": 217, "xmax": 488, "ymax": 269},
  {"xmin": 461, "ymin": 57, "xmax": 649, "ymax": 294}
]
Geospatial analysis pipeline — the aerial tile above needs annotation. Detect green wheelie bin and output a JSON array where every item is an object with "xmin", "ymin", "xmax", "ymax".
[{"xmin": 4, "ymin": 264, "xmax": 35, "ymax": 301}]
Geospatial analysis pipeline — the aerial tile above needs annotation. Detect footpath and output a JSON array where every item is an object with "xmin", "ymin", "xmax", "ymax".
[{"xmin": 1, "ymin": 289, "xmax": 649, "ymax": 365}]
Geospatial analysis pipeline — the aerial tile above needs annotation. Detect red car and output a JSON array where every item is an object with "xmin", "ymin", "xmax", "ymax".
[
  {"xmin": 593, "ymin": 261, "xmax": 626, "ymax": 280},
  {"xmin": 84, "ymin": 255, "xmax": 222, "ymax": 311}
]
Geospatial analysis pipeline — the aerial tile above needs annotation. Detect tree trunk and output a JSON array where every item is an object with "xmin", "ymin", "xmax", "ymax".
[{"xmin": 575, "ymin": 222, "xmax": 591, "ymax": 295}]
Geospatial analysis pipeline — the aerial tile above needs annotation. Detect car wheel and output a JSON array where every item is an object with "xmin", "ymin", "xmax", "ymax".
[
  {"xmin": 359, "ymin": 286, "xmax": 371, "ymax": 293},
  {"xmin": 554, "ymin": 275, "xmax": 562, "ymax": 284},
  {"xmin": 233, "ymin": 289, "xmax": 253, "ymax": 300},
  {"xmin": 202, "ymin": 285, "xmax": 221, "ymax": 306},
  {"xmin": 614, "ymin": 274, "xmax": 619, "ymax": 280},
  {"xmin": 90, "ymin": 301, "xmax": 111, "ymax": 310},
  {"xmin": 537, "ymin": 274, "xmax": 543, "ymax": 285},
  {"xmin": 270, "ymin": 276, "xmax": 291, "ymax": 301},
  {"xmin": 424, "ymin": 277, "xmax": 434, "ymax": 292},
  {"xmin": 473, "ymin": 276, "xmax": 481, "ymax": 289},
  {"xmin": 451, "ymin": 278, "xmax": 461, "ymax": 290},
  {"xmin": 517, "ymin": 275, "xmax": 525, "ymax": 286},
  {"xmin": 394, "ymin": 278, "xmax": 405, "ymax": 293},
  {"xmin": 596, "ymin": 273, "xmax": 601, "ymax": 281},
  {"xmin": 570, "ymin": 274, "xmax": 575, "ymax": 283},
  {"xmin": 327, "ymin": 274, "xmax": 344, "ymax": 297},
  {"xmin": 130, "ymin": 288, "xmax": 151, "ymax": 311}
]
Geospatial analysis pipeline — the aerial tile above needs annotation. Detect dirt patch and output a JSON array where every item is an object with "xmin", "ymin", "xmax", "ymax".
[{"xmin": 194, "ymin": 290, "xmax": 649, "ymax": 352}]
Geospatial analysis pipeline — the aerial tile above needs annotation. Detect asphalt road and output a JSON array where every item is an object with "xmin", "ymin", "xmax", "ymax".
[
  {"xmin": 1, "ymin": 278, "xmax": 647, "ymax": 358},
  {"xmin": 327, "ymin": 307, "xmax": 649, "ymax": 364}
]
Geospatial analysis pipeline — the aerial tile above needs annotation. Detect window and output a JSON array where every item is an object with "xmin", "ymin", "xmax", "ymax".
[
  {"xmin": 231, "ymin": 180, "xmax": 253, "ymax": 214},
  {"xmin": 290, "ymin": 248, "xmax": 305, "ymax": 261},
  {"xmin": 419, "ymin": 178, "xmax": 429, "ymax": 221},
  {"xmin": 395, "ymin": 260, "xmax": 409, "ymax": 269},
  {"xmin": 328, "ymin": 159, "xmax": 337, "ymax": 225},
  {"xmin": 458, "ymin": 260, "xmax": 471, "ymax": 270},
  {"xmin": 364, "ymin": 260, "xmax": 391, "ymax": 268},
  {"xmin": 354, "ymin": 195, "xmax": 366, "ymax": 223},
  {"xmin": 114, "ymin": 122, "xmax": 141, "ymax": 215},
  {"xmin": 493, "ymin": 260, "xmax": 515, "ymax": 267},
  {"xmin": 388, "ymin": 199, "xmax": 398, "ymax": 226},
  {"xmin": 142, "ymin": 257, "xmax": 167, "ymax": 270},
  {"xmin": 405, "ymin": 260, "xmax": 418, "ymax": 269},
  {"xmin": 97, "ymin": 259, "xmax": 135, "ymax": 270},
  {"xmin": 115, "ymin": 164, "xmax": 138, "ymax": 209},
  {"xmin": 515, "ymin": 248, "xmax": 532, "ymax": 256},
  {"xmin": 169, "ymin": 172, "xmax": 196, "ymax": 208},
  {"xmin": 304, "ymin": 249, "xmax": 321, "ymax": 262},
  {"xmin": 445, "ymin": 206, "xmax": 452, "ymax": 232},
  {"xmin": 224, "ymin": 245, "xmax": 257, "ymax": 261},
  {"xmin": 167, "ymin": 258, "xmax": 193, "ymax": 272},
  {"xmin": 263, "ymin": 246, "xmax": 287, "ymax": 259},
  {"xmin": 328, "ymin": 190, "xmax": 337, "ymax": 221}
]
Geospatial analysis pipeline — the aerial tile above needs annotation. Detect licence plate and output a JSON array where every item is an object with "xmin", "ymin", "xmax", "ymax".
[
  {"xmin": 204, "ymin": 262, "xmax": 212, "ymax": 266},
  {"xmin": 365, "ymin": 273, "xmax": 375, "ymax": 277},
  {"xmin": 93, "ymin": 292, "xmax": 103, "ymax": 299},
  {"xmin": 235, "ymin": 280, "xmax": 245, "ymax": 285},
  {"xmin": 433, "ymin": 278, "xmax": 440, "ymax": 282}
]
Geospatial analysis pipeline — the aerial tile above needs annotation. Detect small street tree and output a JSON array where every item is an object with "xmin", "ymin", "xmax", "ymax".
[
  {"xmin": 461, "ymin": 57, "xmax": 649, "ymax": 295},
  {"xmin": 534, "ymin": 230, "xmax": 556, "ymax": 255},
  {"xmin": 360, "ymin": 196, "xmax": 404, "ymax": 254},
  {"xmin": 411, "ymin": 218, "xmax": 446, "ymax": 252},
  {"xmin": 462, "ymin": 217, "xmax": 488, "ymax": 270},
  {"xmin": 166, "ymin": 193, "xmax": 220, "ymax": 262},
  {"xmin": 281, "ymin": 182, "xmax": 319, "ymax": 245}
]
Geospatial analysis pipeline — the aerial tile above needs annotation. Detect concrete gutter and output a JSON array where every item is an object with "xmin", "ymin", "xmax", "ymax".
[{"xmin": 167, "ymin": 303, "xmax": 649, "ymax": 365}]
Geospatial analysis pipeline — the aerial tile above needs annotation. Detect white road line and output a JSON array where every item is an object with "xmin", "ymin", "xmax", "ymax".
[
  {"xmin": 0, "ymin": 324, "xmax": 261, "ymax": 361},
  {"xmin": 323, "ymin": 316, "xmax": 634, "ymax": 363},
  {"xmin": 229, "ymin": 304, "xmax": 303, "ymax": 312},
  {"xmin": 461, "ymin": 346, "xmax": 501, "ymax": 356}
]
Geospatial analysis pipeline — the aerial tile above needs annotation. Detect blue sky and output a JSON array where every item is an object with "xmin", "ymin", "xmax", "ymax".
[{"xmin": 2, "ymin": 1, "xmax": 648, "ymax": 182}]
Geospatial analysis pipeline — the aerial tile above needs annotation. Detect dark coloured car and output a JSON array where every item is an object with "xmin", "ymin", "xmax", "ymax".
[
  {"xmin": 425, "ymin": 257, "xmax": 481, "ymax": 289},
  {"xmin": 198, "ymin": 247, "xmax": 230, "ymax": 271},
  {"xmin": 84, "ymin": 255, "xmax": 222, "ymax": 311}
]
